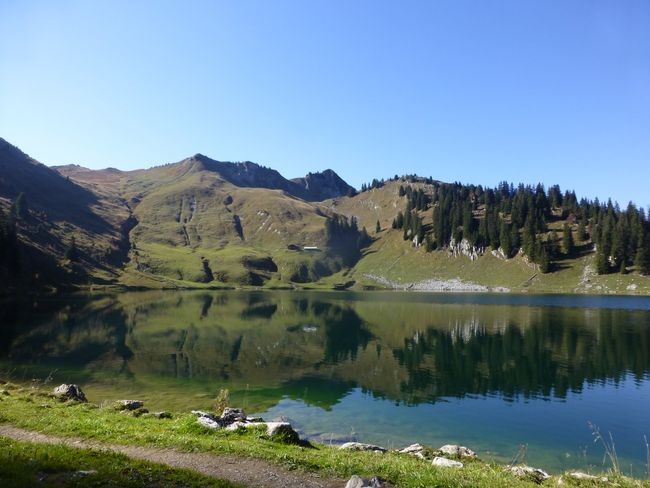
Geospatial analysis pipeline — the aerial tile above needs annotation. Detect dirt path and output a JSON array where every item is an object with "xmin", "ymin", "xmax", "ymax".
[{"xmin": 0, "ymin": 424, "xmax": 346, "ymax": 488}]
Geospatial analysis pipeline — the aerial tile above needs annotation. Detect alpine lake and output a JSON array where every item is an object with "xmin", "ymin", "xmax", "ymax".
[{"xmin": 1, "ymin": 290, "xmax": 649, "ymax": 475}]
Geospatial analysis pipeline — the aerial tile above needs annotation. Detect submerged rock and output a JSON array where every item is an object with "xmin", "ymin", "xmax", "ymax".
[
  {"xmin": 432, "ymin": 456, "xmax": 463, "ymax": 468},
  {"xmin": 52, "ymin": 384, "xmax": 87, "ymax": 402},
  {"xmin": 339, "ymin": 442, "xmax": 387, "ymax": 454},
  {"xmin": 345, "ymin": 474, "xmax": 384, "ymax": 487},
  {"xmin": 113, "ymin": 400, "xmax": 144, "ymax": 411},
  {"xmin": 437, "ymin": 444, "xmax": 476, "ymax": 459},
  {"xmin": 508, "ymin": 465, "xmax": 550, "ymax": 483}
]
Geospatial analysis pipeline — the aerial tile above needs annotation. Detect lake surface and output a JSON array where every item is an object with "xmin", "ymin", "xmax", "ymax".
[{"xmin": 1, "ymin": 290, "xmax": 649, "ymax": 474}]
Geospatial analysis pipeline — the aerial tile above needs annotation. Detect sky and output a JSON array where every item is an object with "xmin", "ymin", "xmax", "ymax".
[{"xmin": 1, "ymin": 0, "xmax": 649, "ymax": 208}]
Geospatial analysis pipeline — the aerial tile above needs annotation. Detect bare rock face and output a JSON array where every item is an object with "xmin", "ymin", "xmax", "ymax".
[
  {"xmin": 113, "ymin": 400, "xmax": 144, "ymax": 411},
  {"xmin": 339, "ymin": 442, "xmax": 387, "ymax": 454},
  {"xmin": 508, "ymin": 465, "xmax": 550, "ymax": 483},
  {"xmin": 437, "ymin": 444, "xmax": 476, "ymax": 459},
  {"xmin": 345, "ymin": 475, "xmax": 385, "ymax": 488},
  {"xmin": 432, "ymin": 456, "xmax": 464, "ymax": 468},
  {"xmin": 52, "ymin": 384, "xmax": 87, "ymax": 402}
]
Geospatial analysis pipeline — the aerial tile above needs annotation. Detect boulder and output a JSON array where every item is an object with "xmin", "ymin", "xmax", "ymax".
[
  {"xmin": 339, "ymin": 442, "xmax": 387, "ymax": 454},
  {"xmin": 508, "ymin": 465, "xmax": 550, "ymax": 483},
  {"xmin": 52, "ymin": 384, "xmax": 87, "ymax": 402},
  {"xmin": 197, "ymin": 416, "xmax": 222, "ymax": 429},
  {"xmin": 220, "ymin": 407, "xmax": 246, "ymax": 423},
  {"xmin": 432, "ymin": 457, "xmax": 463, "ymax": 468},
  {"xmin": 437, "ymin": 444, "xmax": 476, "ymax": 459},
  {"xmin": 225, "ymin": 421, "xmax": 300, "ymax": 443},
  {"xmin": 113, "ymin": 400, "xmax": 144, "ymax": 411},
  {"xmin": 345, "ymin": 475, "xmax": 384, "ymax": 488}
]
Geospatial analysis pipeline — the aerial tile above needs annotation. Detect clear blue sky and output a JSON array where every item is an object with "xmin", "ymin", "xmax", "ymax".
[{"xmin": 1, "ymin": 1, "xmax": 648, "ymax": 208}]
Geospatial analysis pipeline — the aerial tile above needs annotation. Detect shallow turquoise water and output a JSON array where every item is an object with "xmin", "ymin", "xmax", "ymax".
[{"xmin": 1, "ymin": 290, "xmax": 649, "ymax": 474}]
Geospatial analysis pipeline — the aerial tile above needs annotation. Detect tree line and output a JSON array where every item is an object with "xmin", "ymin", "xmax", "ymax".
[{"xmin": 391, "ymin": 180, "xmax": 650, "ymax": 275}]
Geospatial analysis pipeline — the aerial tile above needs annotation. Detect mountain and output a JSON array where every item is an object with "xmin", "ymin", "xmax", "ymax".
[
  {"xmin": 1, "ymin": 137, "xmax": 649, "ymax": 295},
  {"xmin": 291, "ymin": 169, "xmax": 356, "ymax": 201}
]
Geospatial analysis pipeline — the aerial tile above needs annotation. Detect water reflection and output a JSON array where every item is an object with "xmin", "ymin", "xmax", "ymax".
[{"xmin": 2, "ymin": 292, "xmax": 649, "ymax": 407}]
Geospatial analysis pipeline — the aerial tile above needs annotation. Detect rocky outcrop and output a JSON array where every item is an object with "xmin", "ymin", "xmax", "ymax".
[
  {"xmin": 52, "ymin": 384, "xmax": 87, "ymax": 402},
  {"xmin": 449, "ymin": 238, "xmax": 484, "ymax": 261},
  {"xmin": 291, "ymin": 169, "xmax": 355, "ymax": 201},
  {"xmin": 193, "ymin": 408, "xmax": 300, "ymax": 444},
  {"xmin": 339, "ymin": 442, "xmax": 387, "ymax": 454}
]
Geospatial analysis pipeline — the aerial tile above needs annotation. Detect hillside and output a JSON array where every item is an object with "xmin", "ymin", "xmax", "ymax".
[{"xmin": 1, "ymin": 137, "xmax": 649, "ymax": 294}]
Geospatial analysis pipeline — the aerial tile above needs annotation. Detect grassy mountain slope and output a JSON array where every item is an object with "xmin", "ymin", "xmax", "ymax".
[
  {"xmin": 0, "ymin": 138, "xmax": 130, "ymax": 290},
  {"xmin": 2, "ymin": 137, "xmax": 649, "ymax": 294}
]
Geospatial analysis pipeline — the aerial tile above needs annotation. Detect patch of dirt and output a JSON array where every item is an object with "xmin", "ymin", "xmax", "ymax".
[{"xmin": 0, "ymin": 424, "xmax": 345, "ymax": 488}]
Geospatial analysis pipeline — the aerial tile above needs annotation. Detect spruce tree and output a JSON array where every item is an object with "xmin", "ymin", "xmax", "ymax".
[
  {"xmin": 635, "ymin": 226, "xmax": 650, "ymax": 275},
  {"xmin": 577, "ymin": 219, "xmax": 587, "ymax": 242},
  {"xmin": 562, "ymin": 223, "xmax": 574, "ymax": 256},
  {"xmin": 375, "ymin": 220, "xmax": 381, "ymax": 233}
]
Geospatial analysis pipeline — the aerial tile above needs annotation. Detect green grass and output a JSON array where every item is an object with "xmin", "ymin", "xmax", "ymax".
[
  {"xmin": 1, "ymin": 383, "xmax": 647, "ymax": 488},
  {"xmin": 0, "ymin": 437, "xmax": 240, "ymax": 488}
]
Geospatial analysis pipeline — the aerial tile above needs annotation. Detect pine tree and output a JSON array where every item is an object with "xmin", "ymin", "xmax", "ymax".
[
  {"xmin": 11, "ymin": 192, "xmax": 28, "ymax": 220},
  {"xmin": 577, "ymin": 219, "xmax": 587, "ymax": 242},
  {"xmin": 375, "ymin": 220, "xmax": 381, "ymax": 233},
  {"xmin": 635, "ymin": 225, "xmax": 650, "ymax": 275},
  {"xmin": 562, "ymin": 223, "xmax": 574, "ymax": 256}
]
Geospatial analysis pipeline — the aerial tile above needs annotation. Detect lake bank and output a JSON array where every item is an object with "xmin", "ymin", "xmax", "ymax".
[{"xmin": 1, "ymin": 382, "xmax": 647, "ymax": 488}]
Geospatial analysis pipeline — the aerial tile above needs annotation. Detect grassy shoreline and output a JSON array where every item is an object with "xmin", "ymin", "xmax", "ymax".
[{"xmin": 1, "ymin": 382, "xmax": 648, "ymax": 487}]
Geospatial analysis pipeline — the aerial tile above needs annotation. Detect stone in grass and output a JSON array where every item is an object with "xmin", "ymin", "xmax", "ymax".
[
  {"xmin": 225, "ymin": 421, "xmax": 300, "ymax": 444},
  {"xmin": 432, "ymin": 456, "xmax": 463, "ymax": 468},
  {"xmin": 131, "ymin": 407, "xmax": 149, "ymax": 417},
  {"xmin": 197, "ymin": 416, "xmax": 222, "ymax": 430},
  {"xmin": 153, "ymin": 411, "xmax": 172, "ymax": 419},
  {"xmin": 345, "ymin": 474, "xmax": 385, "ymax": 488},
  {"xmin": 397, "ymin": 443, "xmax": 427, "ymax": 459},
  {"xmin": 52, "ymin": 384, "xmax": 87, "ymax": 402},
  {"xmin": 113, "ymin": 400, "xmax": 144, "ymax": 411},
  {"xmin": 339, "ymin": 442, "xmax": 387, "ymax": 454},
  {"xmin": 508, "ymin": 465, "xmax": 551, "ymax": 483},
  {"xmin": 437, "ymin": 444, "xmax": 476, "ymax": 459},
  {"xmin": 0, "ymin": 389, "xmax": 10, "ymax": 396},
  {"xmin": 566, "ymin": 472, "xmax": 609, "ymax": 482}
]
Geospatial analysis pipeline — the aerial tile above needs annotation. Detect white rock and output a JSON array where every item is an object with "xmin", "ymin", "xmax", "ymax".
[
  {"xmin": 508, "ymin": 465, "xmax": 551, "ymax": 482},
  {"xmin": 197, "ymin": 416, "xmax": 221, "ymax": 429},
  {"xmin": 438, "ymin": 444, "xmax": 476, "ymax": 459},
  {"xmin": 345, "ymin": 475, "xmax": 384, "ymax": 488},
  {"xmin": 114, "ymin": 399, "xmax": 143, "ymax": 411},
  {"xmin": 567, "ymin": 472, "xmax": 608, "ymax": 482},
  {"xmin": 398, "ymin": 443, "xmax": 425, "ymax": 454},
  {"xmin": 339, "ymin": 442, "xmax": 387, "ymax": 454},
  {"xmin": 52, "ymin": 384, "xmax": 87, "ymax": 402},
  {"xmin": 432, "ymin": 456, "xmax": 463, "ymax": 468}
]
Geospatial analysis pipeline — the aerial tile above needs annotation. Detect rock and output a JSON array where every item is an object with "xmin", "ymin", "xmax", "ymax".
[
  {"xmin": 437, "ymin": 444, "xmax": 476, "ymax": 459},
  {"xmin": 339, "ymin": 442, "xmax": 387, "ymax": 454},
  {"xmin": 73, "ymin": 470, "xmax": 98, "ymax": 477},
  {"xmin": 345, "ymin": 474, "xmax": 384, "ymax": 488},
  {"xmin": 508, "ymin": 465, "xmax": 550, "ymax": 483},
  {"xmin": 197, "ymin": 416, "xmax": 222, "ymax": 430},
  {"xmin": 113, "ymin": 399, "xmax": 143, "ymax": 411},
  {"xmin": 153, "ymin": 411, "xmax": 172, "ymax": 419},
  {"xmin": 398, "ymin": 443, "xmax": 425, "ymax": 454},
  {"xmin": 432, "ymin": 457, "xmax": 463, "ymax": 468},
  {"xmin": 566, "ymin": 472, "xmax": 608, "ymax": 482},
  {"xmin": 225, "ymin": 421, "xmax": 300, "ymax": 443},
  {"xmin": 52, "ymin": 384, "xmax": 87, "ymax": 402},
  {"xmin": 264, "ymin": 422, "xmax": 300, "ymax": 443},
  {"xmin": 397, "ymin": 443, "xmax": 427, "ymax": 459},
  {"xmin": 132, "ymin": 407, "xmax": 149, "ymax": 417},
  {"xmin": 220, "ymin": 407, "xmax": 246, "ymax": 423},
  {"xmin": 191, "ymin": 410, "xmax": 215, "ymax": 419}
]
